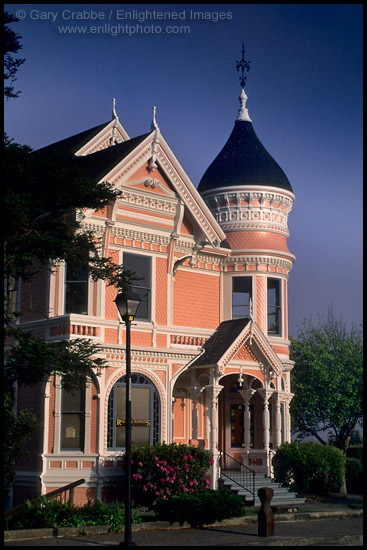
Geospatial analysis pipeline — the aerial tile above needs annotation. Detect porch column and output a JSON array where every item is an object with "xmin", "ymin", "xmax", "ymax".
[
  {"xmin": 188, "ymin": 385, "xmax": 203, "ymax": 441},
  {"xmin": 285, "ymin": 394, "xmax": 294, "ymax": 442},
  {"xmin": 257, "ymin": 388, "xmax": 274, "ymax": 476},
  {"xmin": 273, "ymin": 392, "xmax": 282, "ymax": 449},
  {"xmin": 238, "ymin": 388, "xmax": 255, "ymax": 453},
  {"xmin": 205, "ymin": 384, "xmax": 223, "ymax": 489}
]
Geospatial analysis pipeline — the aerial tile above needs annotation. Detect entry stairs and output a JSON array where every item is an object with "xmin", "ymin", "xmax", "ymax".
[
  {"xmin": 218, "ymin": 452, "xmax": 306, "ymax": 507},
  {"xmin": 219, "ymin": 472, "xmax": 306, "ymax": 507}
]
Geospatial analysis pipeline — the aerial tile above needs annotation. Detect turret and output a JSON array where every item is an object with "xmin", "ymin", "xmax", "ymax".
[{"xmin": 198, "ymin": 47, "xmax": 295, "ymax": 347}]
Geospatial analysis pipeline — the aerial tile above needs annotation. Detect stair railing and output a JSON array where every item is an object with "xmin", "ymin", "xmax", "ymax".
[
  {"xmin": 219, "ymin": 451, "xmax": 255, "ymax": 500},
  {"xmin": 4, "ymin": 478, "xmax": 85, "ymax": 518}
]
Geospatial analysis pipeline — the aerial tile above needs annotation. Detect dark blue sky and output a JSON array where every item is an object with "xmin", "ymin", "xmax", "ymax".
[{"xmin": 4, "ymin": 4, "xmax": 363, "ymax": 336}]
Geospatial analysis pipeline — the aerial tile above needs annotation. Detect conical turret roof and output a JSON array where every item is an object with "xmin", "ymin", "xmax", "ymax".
[{"xmin": 198, "ymin": 89, "xmax": 293, "ymax": 194}]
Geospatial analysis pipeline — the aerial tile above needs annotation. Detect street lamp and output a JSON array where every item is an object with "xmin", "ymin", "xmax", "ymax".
[{"xmin": 114, "ymin": 290, "xmax": 141, "ymax": 547}]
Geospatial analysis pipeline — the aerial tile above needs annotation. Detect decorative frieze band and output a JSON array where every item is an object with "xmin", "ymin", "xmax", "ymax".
[
  {"xmin": 203, "ymin": 189, "xmax": 294, "ymax": 237},
  {"xmin": 110, "ymin": 227, "xmax": 171, "ymax": 247},
  {"xmin": 103, "ymin": 347, "xmax": 197, "ymax": 363},
  {"xmin": 226, "ymin": 255, "xmax": 294, "ymax": 273}
]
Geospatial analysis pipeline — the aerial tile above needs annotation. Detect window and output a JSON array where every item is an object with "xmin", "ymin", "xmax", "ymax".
[
  {"xmin": 232, "ymin": 277, "xmax": 252, "ymax": 319},
  {"xmin": 107, "ymin": 374, "xmax": 160, "ymax": 450},
  {"xmin": 267, "ymin": 278, "xmax": 281, "ymax": 336},
  {"xmin": 65, "ymin": 262, "xmax": 88, "ymax": 315},
  {"xmin": 123, "ymin": 253, "xmax": 151, "ymax": 321},
  {"xmin": 61, "ymin": 384, "xmax": 85, "ymax": 450}
]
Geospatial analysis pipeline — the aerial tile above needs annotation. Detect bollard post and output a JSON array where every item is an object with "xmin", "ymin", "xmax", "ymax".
[{"xmin": 258, "ymin": 486, "xmax": 274, "ymax": 537}]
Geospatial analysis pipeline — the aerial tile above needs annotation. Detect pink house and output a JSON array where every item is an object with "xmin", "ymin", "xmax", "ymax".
[{"xmin": 13, "ymin": 79, "xmax": 296, "ymax": 506}]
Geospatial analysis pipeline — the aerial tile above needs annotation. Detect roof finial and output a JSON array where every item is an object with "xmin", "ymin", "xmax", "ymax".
[
  {"xmin": 112, "ymin": 97, "xmax": 118, "ymax": 119},
  {"xmin": 235, "ymin": 45, "xmax": 252, "ymax": 122},
  {"xmin": 236, "ymin": 43, "xmax": 251, "ymax": 89},
  {"xmin": 151, "ymin": 105, "xmax": 159, "ymax": 131}
]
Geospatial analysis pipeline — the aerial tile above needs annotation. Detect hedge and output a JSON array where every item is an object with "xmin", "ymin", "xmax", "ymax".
[
  {"xmin": 273, "ymin": 441, "xmax": 346, "ymax": 495},
  {"xmin": 155, "ymin": 489, "xmax": 245, "ymax": 528}
]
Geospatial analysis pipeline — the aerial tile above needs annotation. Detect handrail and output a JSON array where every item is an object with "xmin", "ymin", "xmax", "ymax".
[
  {"xmin": 4, "ymin": 478, "xmax": 85, "ymax": 518},
  {"xmin": 219, "ymin": 451, "xmax": 256, "ymax": 499}
]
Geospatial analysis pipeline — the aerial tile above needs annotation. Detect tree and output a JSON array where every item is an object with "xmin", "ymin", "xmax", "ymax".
[
  {"xmin": 289, "ymin": 310, "xmax": 363, "ymax": 455},
  {"xmin": 4, "ymin": 137, "xmax": 138, "ymax": 491},
  {"xmin": 4, "ymin": 134, "xmax": 134, "ymax": 287},
  {"xmin": 4, "ymin": 11, "xmax": 25, "ymax": 99}
]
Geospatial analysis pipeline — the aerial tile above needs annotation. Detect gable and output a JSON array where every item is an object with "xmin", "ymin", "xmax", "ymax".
[
  {"xmin": 76, "ymin": 118, "xmax": 130, "ymax": 156},
  {"xmin": 232, "ymin": 343, "xmax": 257, "ymax": 362},
  {"xmin": 36, "ymin": 118, "xmax": 130, "ymax": 156},
  {"xmin": 87, "ymin": 128, "xmax": 225, "ymax": 247},
  {"xmin": 189, "ymin": 318, "xmax": 284, "ymax": 376}
]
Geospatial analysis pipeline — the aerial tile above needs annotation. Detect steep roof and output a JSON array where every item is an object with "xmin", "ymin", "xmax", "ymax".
[
  {"xmin": 36, "ymin": 121, "xmax": 113, "ymax": 155},
  {"xmin": 198, "ymin": 120, "xmax": 293, "ymax": 193},
  {"xmin": 74, "ymin": 133, "xmax": 150, "ymax": 181},
  {"xmin": 192, "ymin": 318, "xmax": 250, "ymax": 367}
]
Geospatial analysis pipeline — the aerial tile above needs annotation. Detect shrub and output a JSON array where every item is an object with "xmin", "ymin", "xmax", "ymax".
[
  {"xmin": 345, "ymin": 457, "xmax": 363, "ymax": 494},
  {"xmin": 347, "ymin": 445, "xmax": 363, "ymax": 463},
  {"xmin": 4, "ymin": 497, "xmax": 141, "ymax": 531},
  {"xmin": 273, "ymin": 441, "xmax": 346, "ymax": 496},
  {"xmin": 130, "ymin": 442, "xmax": 213, "ymax": 507},
  {"xmin": 155, "ymin": 489, "xmax": 245, "ymax": 528}
]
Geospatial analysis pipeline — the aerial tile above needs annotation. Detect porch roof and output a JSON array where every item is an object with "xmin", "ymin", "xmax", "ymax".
[{"xmin": 191, "ymin": 318, "xmax": 250, "ymax": 367}]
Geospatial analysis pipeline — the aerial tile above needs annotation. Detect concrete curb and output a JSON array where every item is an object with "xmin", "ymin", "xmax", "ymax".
[
  {"xmin": 237, "ymin": 534, "xmax": 363, "ymax": 546},
  {"xmin": 4, "ymin": 509, "xmax": 363, "ymax": 542}
]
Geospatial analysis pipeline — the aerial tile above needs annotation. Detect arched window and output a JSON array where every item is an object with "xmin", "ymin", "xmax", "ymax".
[{"xmin": 107, "ymin": 374, "xmax": 160, "ymax": 450}]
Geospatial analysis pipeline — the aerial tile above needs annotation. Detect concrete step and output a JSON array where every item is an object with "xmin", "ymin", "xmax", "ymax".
[{"xmin": 219, "ymin": 473, "xmax": 306, "ymax": 507}]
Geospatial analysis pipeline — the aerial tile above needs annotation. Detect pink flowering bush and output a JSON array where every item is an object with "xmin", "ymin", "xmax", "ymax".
[{"xmin": 130, "ymin": 443, "xmax": 214, "ymax": 507}]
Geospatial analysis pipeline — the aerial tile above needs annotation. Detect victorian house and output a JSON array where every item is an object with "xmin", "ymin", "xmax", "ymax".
[{"xmin": 13, "ymin": 69, "xmax": 296, "ymax": 506}]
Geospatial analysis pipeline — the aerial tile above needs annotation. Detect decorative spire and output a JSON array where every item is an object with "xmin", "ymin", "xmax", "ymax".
[
  {"xmin": 112, "ymin": 97, "xmax": 118, "ymax": 119},
  {"xmin": 236, "ymin": 43, "xmax": 251, "ymax": 89},
  {"xmin": 148, "ymin": 106, "xmax": 160, "ymax": 171},
  {"xmin": 151, "ymin": 105, "xmax": 159, "ymax": 131},
  {"xmin": 235, "ymin": 45, "xmax": 252, "ymax": 122},
  {"xmin": 110, "ymin": 98, "xmax": 119, "ymax": 146}
]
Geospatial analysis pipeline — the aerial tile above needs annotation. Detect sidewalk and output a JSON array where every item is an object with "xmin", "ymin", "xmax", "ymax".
[{"xmin": 4, "ymin": 495, "xmax": 363, "ymax": 546}]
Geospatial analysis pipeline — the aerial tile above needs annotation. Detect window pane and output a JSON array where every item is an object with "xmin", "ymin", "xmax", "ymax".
[
  {"xmin": 123, "ymin": 253, "xmax": 151, "ymax": 288},
  {"xmin": 61, "ymin": 414, "xmax": 84, "ymax": 449},
  {"xmin": 115, "ymin": 386, "xmax": 151, "ymax": 447},
  {"xmin": 65, "ymin": 283, "xmax": 88, "ymax": 314},
  {"xmin": 123, "ymin": 253, "xmax": 151, "ymax": 321},
  {"xmin": 62, "ymin": 387, "xmax": 84, "ymax": 412},
  {"xmin": 232, "ymin": 277, "xmax": 252, "ymax": 318},
  {"xmin": 65, "ymin": 262, "xmax": 88, "ymax": 315},
  {"xmin": 267, "ymin": 279, "xmax": 280, "ymax": 308},
  {"xmin": 110, "ymin": 376, "xmax": 161, "ymax": 450},
  {"xmin": 267, "ymin": 278, "xmax": 281, "ymax": 335},
  {"xmin": 66, "ymin": 263, "xmax": 89, "ymax": 282}
]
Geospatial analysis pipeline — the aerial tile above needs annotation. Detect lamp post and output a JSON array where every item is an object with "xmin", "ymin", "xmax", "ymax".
[{"xmin": 114, "ymin": 290, "xmax": 141, "ymax": 547}]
